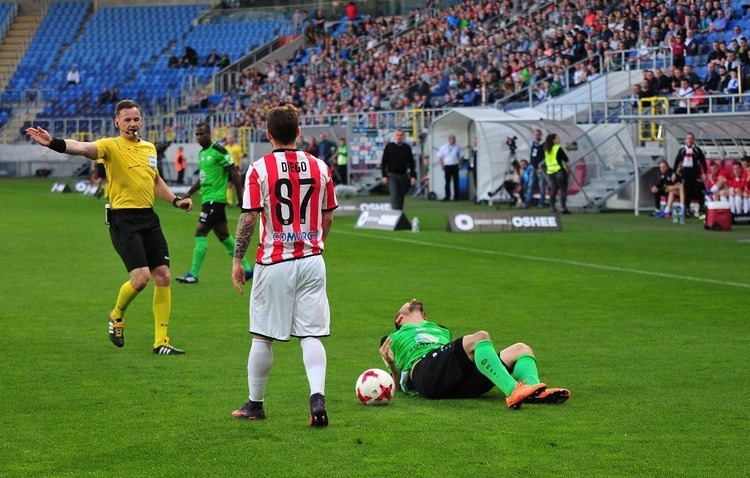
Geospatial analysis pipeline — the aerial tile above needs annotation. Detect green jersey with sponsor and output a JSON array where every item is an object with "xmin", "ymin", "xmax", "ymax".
[
  {"xmin": 389, "ymin": 321, "xmax": 452, "ymax": 374},
  {"xmin": 198, "ymin": 142, "xmax": 235, "ymax": 203}
]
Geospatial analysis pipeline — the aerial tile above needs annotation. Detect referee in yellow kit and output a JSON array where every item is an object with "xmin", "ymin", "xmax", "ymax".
[{"xmin": 27, "ymin": 99, "xmax": 193, "ymax": 355}]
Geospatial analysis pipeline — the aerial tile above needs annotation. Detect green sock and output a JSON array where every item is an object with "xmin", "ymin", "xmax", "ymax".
[
  {"xmin": 511, "ymin": 354, "xmax": 541, "ymax": 385},
  {"xmin": 474, "ymin": 340, "xmax": 517, "ymax": 396},
  {"xmin": 191, "ymin": 236, "xmax": 208, "ymax": 278},
  {"xmin": 221, "ymin": 236, "xmax": 252, "ymax": 271}
]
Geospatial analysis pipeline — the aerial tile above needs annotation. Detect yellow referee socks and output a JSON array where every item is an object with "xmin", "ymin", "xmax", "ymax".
[
  {"xmin": 111, "ymin": 280, "xmax": 140, "ymax": 320},
  {"xmin": 153, "ymin": 285, "xmax": 171, "ymax": 347}
]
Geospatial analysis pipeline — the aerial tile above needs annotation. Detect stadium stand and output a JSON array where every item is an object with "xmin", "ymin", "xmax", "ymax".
[
  {"xmin": 4, "ymin": 2, "xmax": 88, "ymax": 103},
  {"xmin": 4, "ymin": 0, "xmax": 749, "ymax": 134},
  {"xmin": 0, "ymin": 105, "xmax": 11, "ymax": 129},
  {"xmin": 1, "ymin": 0, "xmax": 749, "ymax": 219},
  {"xmin": 37, "ymin": 4, "xmax": 209, "ymax": 118},
  {"xmin": 172, "ymin": 11, "xmax": 295, "ymax": 69}
]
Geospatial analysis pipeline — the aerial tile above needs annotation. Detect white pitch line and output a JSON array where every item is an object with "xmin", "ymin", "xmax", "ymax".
[{"xmin": 336, "ymin": 230, "xmax": 750, "ymax": 289}]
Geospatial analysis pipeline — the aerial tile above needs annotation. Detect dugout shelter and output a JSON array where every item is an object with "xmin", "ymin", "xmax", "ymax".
[
  {"xmin": 427, "ymin": 108, "xmax": 593, "ymax": 202},
  {"xmin": 619, "ymin": 113, "xmax": 750, "ymax": 213}
]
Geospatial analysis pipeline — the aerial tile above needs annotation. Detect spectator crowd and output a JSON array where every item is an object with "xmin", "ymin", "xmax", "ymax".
[{"xmin": 173, "ymin": 0, "xmax": 750, "ymax": 132}]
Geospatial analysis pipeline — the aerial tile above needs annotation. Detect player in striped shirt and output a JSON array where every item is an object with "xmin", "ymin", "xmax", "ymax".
[{"xmin": 231, "ymin": 105, "xmax": 337, "ymax": 427}]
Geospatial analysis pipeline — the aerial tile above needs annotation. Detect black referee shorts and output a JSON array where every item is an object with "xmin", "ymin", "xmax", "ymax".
[
  {"xmin": 198, "ymin": 201, "xmax": 228, "ymax": 228},
  {"xmin": 109, "ymin": 208, "xmax": 170, "ymax": 272},
  {"xmin": 411, "ymin": 337, "xmax": 497, "ymax": 399}
]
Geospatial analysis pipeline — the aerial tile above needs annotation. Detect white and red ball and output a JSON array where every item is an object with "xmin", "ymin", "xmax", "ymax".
[{"xmin": 355, "ymin": 368, "xmax": 395, "ymax": 406}]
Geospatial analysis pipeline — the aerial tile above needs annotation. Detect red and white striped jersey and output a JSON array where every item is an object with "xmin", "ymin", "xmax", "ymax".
[{"xmin": 243, "ymin": 149, "xmax": 338, "ymax": 265}]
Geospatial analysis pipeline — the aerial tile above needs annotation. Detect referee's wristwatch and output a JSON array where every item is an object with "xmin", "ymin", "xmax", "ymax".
[{"xmin": 172, "ymin": 196, "xmax": 182, "ymax": 207}]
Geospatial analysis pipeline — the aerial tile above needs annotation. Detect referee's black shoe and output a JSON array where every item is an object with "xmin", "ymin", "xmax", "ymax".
[
  {"xmin": 153, "ymin": 344, "xmax": 185, "ymax": 355},
  {"xmin": 309, "ymin": 393, "xmax": 328, "ymax": 427},
  {"xmin": 108, "ymin": 314, "xmax": 124, "ymax": 348}
]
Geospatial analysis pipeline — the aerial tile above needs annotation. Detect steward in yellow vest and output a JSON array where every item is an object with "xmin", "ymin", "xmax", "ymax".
[
  {"xmin": 543, "ymin": 134, "xmax": 571, "ymax": 214},
  {"xmin": 336, "ymin": 138, "xmax": 348, "ymax": 185}
]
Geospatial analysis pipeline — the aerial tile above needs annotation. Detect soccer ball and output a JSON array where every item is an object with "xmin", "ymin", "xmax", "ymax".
[{"xmin": 355, "ymin": 368, "xmax": 394, "ymax": 406}]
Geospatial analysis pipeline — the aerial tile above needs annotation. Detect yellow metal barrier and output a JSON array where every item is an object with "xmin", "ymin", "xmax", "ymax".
[
  {"xmin": 637, "ymin": 96, "xmax": 668, "ymax": 142},
  {"xmin": 213, "ymin": 126, "xmax": 228, "ymax": 142},
  {"xmin": 73, "ymin": 132, "xmax": 92, "ymax": 142},
  {"xmin": 238, "ymin": 127, "xmax": 252, "ymax": 156},
  {"xmin": 407, "ymin": 108, "xmax": 424, "ymax": 144}
]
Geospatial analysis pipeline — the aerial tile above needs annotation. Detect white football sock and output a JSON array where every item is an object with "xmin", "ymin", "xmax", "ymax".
[
  {"xmin": 744, "ymin": 197, "xmax": 749, "ymax": 214},
  {"xmin": 300, "ymin": 337, "xmax": 327, "ymax": 396},
  {"xmin": 247, "ymin": 338, "xmax": 273, "ymax": 402}
]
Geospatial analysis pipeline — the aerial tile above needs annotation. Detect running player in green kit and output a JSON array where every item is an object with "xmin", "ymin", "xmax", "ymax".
[
  {"xmin": 177, "ymin": 123, "xmax": 254, "ymax": 284},
  {"xmin": 379, "ymin": 299, "xmax": 570, "ymax": 409}
]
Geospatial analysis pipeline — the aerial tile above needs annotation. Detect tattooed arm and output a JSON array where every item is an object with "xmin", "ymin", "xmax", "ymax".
[{"xmin": 231, "ymin": 211, "xmax": 258, "ymax": 295}]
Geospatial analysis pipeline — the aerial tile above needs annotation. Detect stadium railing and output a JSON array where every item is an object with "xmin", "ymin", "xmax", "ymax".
[
  {"xmin": 1, "ymin": 88, "xmax": 54, "ymax": 105},
  {"xmin": 213, "ymin": 35, "xmax": 299, "ymax": 93},
  {"xmin": 494, "ymin": 55, "xmax": 604, "ymax": 111},
  {"xmin": 0, "ymin": 2, "xmax": 18, "ymax": 42},
  {"xmin": 203, "ymin": 0, "xmax": 427, "ymax": 24},
  {"xmin": 545, "ymin": 92, "xmax": 750, "ymax": 125},
  {"xmin": 493, "ymin": 47, "xmax": 674, "ymax": 113}
]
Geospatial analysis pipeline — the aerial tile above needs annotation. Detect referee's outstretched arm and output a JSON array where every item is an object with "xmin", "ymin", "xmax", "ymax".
[{"xmin": 26, "ymin": 126, "xmax": 99, "ymax": 160}]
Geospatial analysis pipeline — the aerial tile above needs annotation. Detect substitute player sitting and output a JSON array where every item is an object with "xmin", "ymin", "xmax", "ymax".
[
  {"xmin": 705, "ymin": 161, "xmax": 728, "ymax": 201},
  {"xmin": 662, "ymin": 164, "xmax": 687, "ymax": 222},
  {"xmin": 652, "ymin": 161, "xmax": 675, "ymax": 217},
  {"xmin": 727, "ymin": 161, "xmax": 748, "ymax": 215},
  {"xmin": 177, "ymin": 123, "xmax": 254, "ymax": 284},
  {"xmin": 379, "ymin": 299, "xmax": 570, "ymax": 410}
]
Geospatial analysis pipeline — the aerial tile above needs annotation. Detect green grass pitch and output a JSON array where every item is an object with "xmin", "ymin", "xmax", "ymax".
[{"xmin": 1, "ymin": 178, "xmax": 749, "ymax": 477}]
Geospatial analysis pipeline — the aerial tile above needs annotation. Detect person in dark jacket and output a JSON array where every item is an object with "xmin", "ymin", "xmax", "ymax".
[
  {"xmin": 381, "ymin": 129, "xmax": 416, "ymax": 210},
  {"xmin": 672, "ymin": 132, "xmax": 707, "ymax": 217}
]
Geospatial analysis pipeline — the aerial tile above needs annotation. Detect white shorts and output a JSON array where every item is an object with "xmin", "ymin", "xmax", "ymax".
[{"xmin": 249, "ymin": 254, "xmax": 330, "ymax": 341}]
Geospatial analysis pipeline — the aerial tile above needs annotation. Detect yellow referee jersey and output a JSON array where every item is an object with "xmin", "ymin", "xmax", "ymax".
[
  {"xmin": 95, "ymin": 137, "xmax": 158, "ymax": 209},
  {"xmin": 225, "ymin": 143, "xmax": 243, "ymax": 169}
]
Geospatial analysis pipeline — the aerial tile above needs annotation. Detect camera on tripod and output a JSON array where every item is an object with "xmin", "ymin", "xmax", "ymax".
[{"xmin": 506, "ymin": 136, "xmax": 518, "ymax": 154}]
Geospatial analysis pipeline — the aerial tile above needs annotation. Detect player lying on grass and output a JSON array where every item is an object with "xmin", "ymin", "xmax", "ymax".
[{"xmin": 379, "ymin": 299, "xmax": 570, "ymax": 409}]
